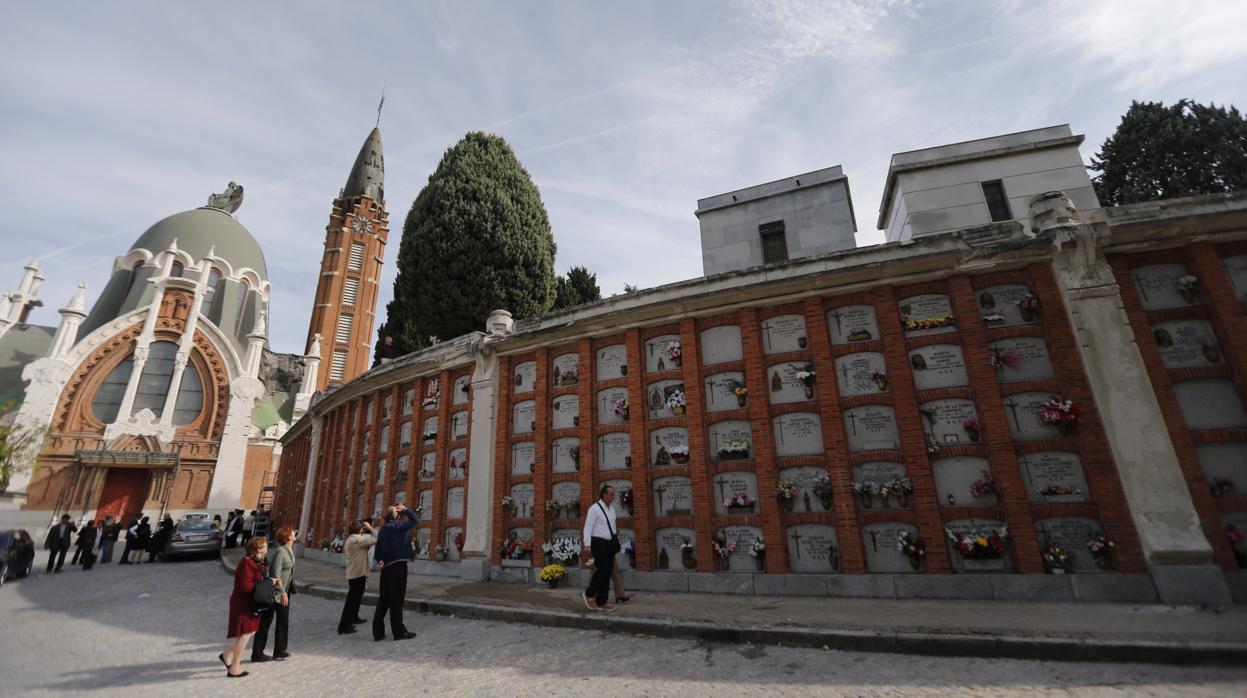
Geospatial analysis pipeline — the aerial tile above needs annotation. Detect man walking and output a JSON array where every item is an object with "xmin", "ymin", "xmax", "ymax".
[
  {"xmin": 581, "ymin": 484, "xmax": 619, "ymax": 612},
  {"xmin": 98, "ymin": 516, "xmax": 120, "ymax": 564},
  {"xmin": 44, "ymin": 514, "xmax": 76, "ymax": 573},
  {"xmin": 71, "ymin": 519, "xmax": 97, "ymax": 565},
  {"xmin": 372, "ymin": 504, "xmax": 418, "ymax": 641},
  {"xmin": 225, "ymin": 510, "xmax": 244, "ymax": 548},
  {"xmin": 241, "ymin": 510, "xmax": 256, "ymax": 547}
]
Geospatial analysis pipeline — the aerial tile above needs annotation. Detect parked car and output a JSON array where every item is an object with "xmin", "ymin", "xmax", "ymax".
[
  {"xmin": 0, "ymin": 529, "xmax": 36, "ymax": 586},
  {"xmin": 160, "ymin": 520, "xmax": 223, "ymax": 560}
]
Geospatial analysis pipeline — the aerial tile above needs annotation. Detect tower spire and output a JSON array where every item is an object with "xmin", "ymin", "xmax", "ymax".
[{"xmin": 342, "ymin": 126, "xmax": 384, "ymax": 201}]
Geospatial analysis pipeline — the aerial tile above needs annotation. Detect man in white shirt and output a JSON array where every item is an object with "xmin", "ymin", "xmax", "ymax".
[{"xmin": 581, "ymin": 484, "xmax": 619, "ymax": 612}]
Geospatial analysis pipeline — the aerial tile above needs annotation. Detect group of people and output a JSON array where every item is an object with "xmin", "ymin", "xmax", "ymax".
[
  {"xmin": 220, "ymin": 509, "xmax": 263, "ymax": 549},
  {"xmin": 42, "ymin": 512, "xmax": 177, "ymax": 572}
]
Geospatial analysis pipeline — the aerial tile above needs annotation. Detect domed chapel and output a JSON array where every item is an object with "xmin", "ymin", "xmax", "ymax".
[{"xmin": 0, "ymin": 126, "xmax": 388, "ymax": 528}]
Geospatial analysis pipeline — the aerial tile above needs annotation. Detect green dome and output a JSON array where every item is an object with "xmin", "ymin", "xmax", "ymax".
[{"xmin": 131, "ymin": 207, "xmax": 268, "ymax": 280}]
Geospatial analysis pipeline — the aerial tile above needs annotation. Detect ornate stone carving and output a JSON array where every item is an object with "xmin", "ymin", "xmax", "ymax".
[
  {"xmin": 104, "ymin": 408, "xmax": 175, "ymax": 443},
  {"xmin": 205, "ymin": 182, "xmax": 244, "ymax": 213}
]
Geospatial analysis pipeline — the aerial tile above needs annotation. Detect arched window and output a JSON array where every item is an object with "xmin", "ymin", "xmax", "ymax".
[
  {"xmin": 172, "ymin": 359, "xmax": 204, "ymax": 426},
  {"xmin": 171, "ymin": 261, "xmax": 184, "ymax": 278},
  {"xmin": 91, "ymin": 356, "xmax": 135, "ymax": 423},
  {"xmin": 235, "ymin": 278, "xmax": 251, "ymax": 331},
  {"xmin": 201, "ymin": 268, "xmax": 223, "ymax": 319},
  {"xmin": 131, "ymin": 341, "xmax": 204, "ymax": 426}
]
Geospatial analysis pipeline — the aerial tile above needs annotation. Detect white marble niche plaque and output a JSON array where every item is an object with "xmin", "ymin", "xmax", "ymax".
[
  {"xmin": 653, "ymin": 476, "xmax": 694, "ymax": 517},
  {"xmin": 932, "ymin": 456, "xmax": 996, "ymax": 507},
  {"xmin": 778, "ymin": 466, "xmax": 834, "ymax": 513},
  {"xmin": 597, "ymin": 432, "xmax": 632, "ymax": 471},
  {"xmin": 512, "ymin": 400, "xmax": 536, "ymax": 435},
  {"xmin": 1132, "ymin": 263, "xmax": 1195, "ymax": 310},
  {"xmin": 1019, "ymin": 451, "xmax": 1088, "ymax": 503},
  {"xmin": 551, "ymin": 482, "xmax": 581, "ymax": 519},
  {"xmin": 835, "ymin": 352, "xmax": 889, "ymax": 396},
  {"xmin": 712, "ymin": 471, "xmax": 759, "ymax": 516},
  {"xmin": 602, "ymin": 479, "xmax": 632, "ymax": 519},
  {"xmin": 513, "ymin": 361, "xmax": 537, "ymax": 393},
  {"xmin": 552, "ymin": 395, "xmax": 579, "ymax": 430},
  {"xmin": 1152, "ymin": 320, "xmax": 1223, "ymax": 369},
  {"xmin": 511, "ymin": 442, "xmax": 535, "ymax": 476},
  {"xmin": 761, "ymin": 313, "xmax": 808, "ymax": 354},
  {"xmin": 446, "ymin": 486, "xmax": 465, "ymax": 519},
  {"xmin": 646, "ymin": 380, "xmax": 685, "ymax": 419},
  {"xmin": 700, "ymin": 325, "xmax": 743, "ymax": 365},
  {"xmin": 1197, "ymin": 442, "xmax": 1247, "ymax": 494},
  {"xmin": 909, "ymin": 345, "xmax": 968, "ymax": 391},
  {"xmin": 719, "ymin": 525, "xmax": 765, "ymax": 572},
  {"xmin": 443, "ymin": 527, "xmax": 463, "ymax": 561},
  {"xmin": 452, "ymin": 375, "xmax": 471, "ymax": 405},
  {"xmin": 655, "ymin": 527, "xmax": 697, "ymax": 571},
  {"xmin": 862, "ymin": 522, "xmax": 920, "ymax": 573},
  {"xmin": 1223, "ymin": 255, "xmax": 1247, "ymax": 300},
  {"xmin": 945, "ymin": 517, "xmax": 1010, "ymax": 572},
  {"xmin": 1035, "ymin": 517, "xmax": 1105, "ymax": 572},
  {"xmin": 773, "ymin": 412, "xmax": 824, "ymax": 457},
  {"xmin": 828, "ymin": 304, "xmax": 878, "ymax": 345},
  {"xmin": 451, "ymin": 410, "xmax": 469, "ymax": 440},
  {"xmin": 899, "ymin": 293, "xmax": 956, "ymax": 337},
  {"xmin": 419, "ymin": 452, "xmax": 436, "ymax": 481},
  {"xmin": 597, "ymin": 387, "xmax": 630, "ymax": 425},
  {"xmin": 1003, "ymin": 392, "xmax": 1064, "ymax": 441},
  {"xmin": 843, "ymin": 405, "xmax": 899, "ymax": 452},
  {"xmin": 422, "ymin": 416, "xmax": 439, "ymax": 443},
  {"xmin": 705, "ymin": 371, "xmax": 747, "ymax": 412},
  {"xmin": 787, "ymin": 524, "xmax": 841, "ymax": 573},
  {"xmin": 645, "ymin": 334, "xmax": 683, "ymax": 372},
  {"xmin": 552, "ymin": 352, "xmax": 580, "ymax": 387},
  {"xmin": 596, "ymin": 344, "xmax": 628, "ymax": 380},
  {"xmin": 976, "ymin": 284, "xmax": 1037, "ymax": 327},
  {"xmin": 767, "ymin": 362, "xmax": 814, "ymax": 404},
  {"xmin": 650, "ymin": 427, "xmax": 690, "ymax": 467},
  {"xmin": 418, "ymin": 490, "xmax": 433, "ymax": 521},
  {"xmin": 508, "ymin": 483, "xmax": 536, "ymax": 519},
  {"xmin": 921, "ymin": 399, "xmax": 980, "ymax": 446},
  {"xmin": 552, "ymin": 437, "xmax": 580, "ymax": 473},
  {"xmin": 708, "ymin": 419, "xmax": 753, "ymax": 462},
  {"xmin": 988, "ymin": 337, "xmax": 1055, "ymax": 384},
  {"xmin": 1173, "ymin": 379, "xmax": 1247, "ymax": 430},
  {"xmin": 448, "ymin": 448, "xmax": 466, "ymax": 480}
]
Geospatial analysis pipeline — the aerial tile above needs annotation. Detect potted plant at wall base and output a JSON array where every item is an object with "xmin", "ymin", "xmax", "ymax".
[
  {"xmin": 712, "ymin": 531, "xmax": 734, "ymax": 571},
  {"xmin": 1018, "ymin": 294, "xmax": 1041, "ymax": 322},
  {"xmin": 1037, "ymin": 396, "xmax": 1079, "ymax": 437},
  {"xmin": 539, "ymin": 564, "xmax": 566, "ymax": 589},
  {"xmin": 775, "ymin": 479, "xmax": 798, "ymax": 512},
  {"xmin": 719, "ymin": 439, "xmax": 750, "ymax": 462},
  {"xmin": 1087, "ymin": 533, "xmax": 1116, "ymax": 570},
  {"xmin": 813, "ymin": 475, "xmax": 833, "ymax": 510},
  {"xmin": 667, "ymin": 389, "xmax": 686, "ymax": 416},
  {"xmin": 1041, "ymin": 543, "xmax": 1072, "ymax": 574},
  {"xmin": 750, "ymin": 537, "xmax": 766, "ymax": 572},
  {"xmin": 680, "ymin": 538, "xmax": 697, "ymax": 570},
  {"xmin": 796, "ymin": 364, "xmax": 816, "ymax": 399},
  {"xmin": 1177, "ymin": 275, "xmax": 1199, "ymax": 304},
  {"xmin": 896, "ymin": 531, "xmax": 925, "ymax": 571}
]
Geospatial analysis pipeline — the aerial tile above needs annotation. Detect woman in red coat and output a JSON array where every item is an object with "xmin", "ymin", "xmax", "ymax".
[{"xmin": 220, "ymin": 535, "xmax": 280, "ymax": 677}]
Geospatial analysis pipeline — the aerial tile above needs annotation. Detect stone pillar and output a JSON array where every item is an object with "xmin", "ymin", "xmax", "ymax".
[
  {"xmin": 460, "ymin": 310, "xmax": 512, "ymax": 580},
  {"xmin": 1039, "ymin": 192, "xmax": 1231, "ymax": 605},
  {"xmin": 49, "ymin": 284, "xmax": 88, "ymax": 358},
  {"xmin": 296, "ymin": 415, "xmax": 323, "ymax": 544}
]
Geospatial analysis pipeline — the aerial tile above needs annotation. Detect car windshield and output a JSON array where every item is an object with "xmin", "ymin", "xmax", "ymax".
[
  {"xmin": 0, "ymin": 533, "xmax": 11, "ymax": 546},
  {"xmin": 178, "ymin": 523, "xmax": 215, "ymax": 531}
]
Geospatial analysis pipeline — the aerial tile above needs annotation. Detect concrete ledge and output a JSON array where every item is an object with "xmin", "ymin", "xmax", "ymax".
[
  {"xmin": 1151, "ymin": 565, "xmax": 1234, "ymax": 606},
  {"xmin": 220, "ymin": 556, "xmax": 1247, "ymax": 665},
  {"xmin": 688, "ymin": 572, "xmax": 755, "ymax": 595},
  {"xmin": 459, "ymin": 558, "xmax": 490, "ymax": 581},
  {"xmin": 408, "ymin": 559, "xmax": 462, "ymax": 578},
  {"xmin": 622, "ymin": 570, "xmax": 689, "ymax": 593},
  {"xmin": 1071, "ymin": 573, "xmax": 1158, "ymax": 604},
  {"xmin": 1226, "ymin": 573, "xmax": 1247, "ymax": 606},
  {"xmin": 988, "ymin": 574, "xmax": 1075, "ymax": 602},
  {"xmin": 895, "ymin": 574, "xmax": 993, "ymax": 600},
  {"xmin": 490, "ymin": 566, "xmax": 530, "ymax": 584},
  {"xmin": 753, "ymin": 573, "xmax": 828, "ymax": 597},
  {"xmin": 825, "ymin": 574, "xmax": 897, "ymax": 599}
]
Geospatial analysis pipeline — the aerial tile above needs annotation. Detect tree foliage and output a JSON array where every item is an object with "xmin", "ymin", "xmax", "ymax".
[
  {"xmin": 378, "ymin": 132, "xmax": 557, "ymax": 359},
  {"xmin": 1090, "ymin": 99, "xmax": 1247, "ymax": 206},
  {"xmin": 552, "ymin": 265, "xmax": 602, "ymax": 310},
  {"xmin": 0, "ymin": 401, "xmax": 49, "ymax": 494}
]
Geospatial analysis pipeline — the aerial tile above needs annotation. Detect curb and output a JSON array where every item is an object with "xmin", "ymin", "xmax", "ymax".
[{"xmin": 218, "ymin": 557, "xmax": 1246, "ymax": 665}]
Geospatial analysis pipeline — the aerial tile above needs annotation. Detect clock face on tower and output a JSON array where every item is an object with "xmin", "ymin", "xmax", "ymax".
[{"xmin": 351, "ymin": 215, "xmax": 373, "ymax": 235}]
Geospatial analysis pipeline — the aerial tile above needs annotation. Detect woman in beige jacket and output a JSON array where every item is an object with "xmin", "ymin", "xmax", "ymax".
[{"xmin": 338, "ymin": 520, "xmax": 376, "ymax": 634}]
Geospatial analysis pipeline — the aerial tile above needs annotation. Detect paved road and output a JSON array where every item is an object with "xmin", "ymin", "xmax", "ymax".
[{"xmin": 1, "ymin": 553, "xmax": 1245, "ymax": 697}]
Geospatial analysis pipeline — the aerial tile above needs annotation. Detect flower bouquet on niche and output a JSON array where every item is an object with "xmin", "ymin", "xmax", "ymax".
[
  {"xmin": 982, "ymin": 312, "xmax": 1007, "ymax": 328},
  {"xmin": 612, "ymin": 397, "xmax": 630, "ymax": 421},
  {"xmin": 889, "ymin": 476, "xmax": 914, "ymax": 508},
  {"xmin": 812, "ymin": 474, "xmax": 834, "ymax": 510},
  {"xmin": 542, "ymin": 536, "xmax": 580, "ymax": 565},
  {"xmin": 1210, "ymin": 477, "xmax": 1235, "ymax": 497},
  {"xmin": 668, "ymin": 443, "xmax": 690, "ymax": 465},
  {"xmin": 666, "ymin": 340, "xmax": 683, "ymax": 368},
  {"xmin": 907, "ymin": 314, "xmax": 956, "ymax": 332},
  {"xmin": 851, "ymin": 480, "xmax": 876, "ymax": 509},
  {"xmin": 969, "ymin": 470, "xmax": 996, "ymax": 498},
  {"xmin": 988, "ymin": 346, "xmax": 1021, "ymax": 373},
  {"xmin": 539, "ymin": 563, "xmax": 566, "ymax": 589},
  {"xmin": 712, "ymin": 530, "xmax": 735, "ymax": 571},
  {"xmin": 723, "ymin": 492, "xmax": 755, "ymax": 512},
  {"xmin": 500, "ymin": 496, "xmax": 517, "ymax": 517},
  {"xmin": 1041, "ymin": 542, "xmax": 1071, "ymax": 573},
  {"xmin": 623, "ymin": 538, "xmax": 636, "ymax": 568},
  {"xmin": 795, "ymin": 364, "xmax": 817, "ymax": 399},
  {"xmin": 1038, "ymin": 483, "xmax": 1081, "ymax": 497},
  {"xmin": 666, "ymin": 389, "xmax": 686, "ymax": 416},
  {"xmin": 1017, "ymin": 294, "xmax": 1041, "ymax": 322},
  {"xmin": 680, "ymin": 537, "xmax": 697, "ymax": 569},
  {"xmin": 434, "ymin": 544, "xmax": 449, "ymax": 562},
  {"xmin": 962, "ymin": 418, "xmax": 981, "ymax": 443},
  {"xmin": 719, "ymin": 438, "xmax": 751, "ymax": 462},
  {"xmin": 1177, "ymin": 275, "xmax": 1199, "ymax": 304},
  {"xmin": 1087, "ymin": 532, "xmax": 1115, "ymax": 570},
  {"xmin": 896, "ymin": 530, "xmax": 926, "ymax": 571},
  {"xmin": 543, "ymin": 499, "xmax": 562, "ymax": 517},
  {"xmin": 945, "ymin": 525, "xmax": 1008, "ymax": 561},
  {"xmin": 775, "ymin": 479, "xmax": 799, "ymax": 512},
  {"xmin": 1037, "ymin": 397, "xmax": 1079, "ymax": 436},
  {"xmin": 729, "ymin": 379, "xmax": 748, "ymax": 408},
  {"xmin": 619, "ymin": 488, "xmax": 634, "ymax": 516},
  {"xmin": 750, "ymin": 537, "xmax": 766, "ymax": 572}
]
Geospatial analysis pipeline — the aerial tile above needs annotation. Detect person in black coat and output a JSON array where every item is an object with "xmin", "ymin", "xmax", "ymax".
[
  {"xmin": 127, "ymin": 516, "xmax": 151, "ymax": 564},
  {"xmin": 44, "ymin": 514, "xmax": 77, "ymax": 573},
  {"xmin": 147, "ymin": 516, "xmax": 174, "ymax": 562},
  {"xmin": 118, "ymin": 514, "xmax": 140, "ymax": 565},
  {"xmin": 72, "ymin": 520, "xmax": 97, "ymax": 565}
]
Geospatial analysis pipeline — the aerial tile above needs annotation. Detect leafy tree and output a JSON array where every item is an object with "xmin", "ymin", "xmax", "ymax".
[
  {"xmin": 622, "ymin": 283, "xmax": 640, "ymax": 294},
  {"xmin": 0, "ymin": 401, "xmax": 49, "ymax": 494},
  {"xmin": 1090, "ymin": 99, "xmax": 1247, "ymax": 206},
  {"xmin": 378, "ymin": 132, "xmax": 556, "ymax": 359},
  {"xmin": 552, "ymin": 265, "xmax": 602, "ymax": 310}
]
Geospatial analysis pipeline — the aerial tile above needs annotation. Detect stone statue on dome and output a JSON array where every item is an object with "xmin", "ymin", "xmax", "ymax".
[{"xmin": 206, "ymin": 181, "xmax": 244, "ymax": 214}]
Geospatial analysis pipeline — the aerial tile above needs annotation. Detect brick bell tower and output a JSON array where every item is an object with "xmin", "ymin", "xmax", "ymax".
[{"xmin": 306, "ymin": 126, "xmax": 389, "ymax": 391}]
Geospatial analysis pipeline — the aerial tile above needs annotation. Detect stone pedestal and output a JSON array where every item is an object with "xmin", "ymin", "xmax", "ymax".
[{"xmin": 1047, "ymin": 215, "xmax": 1230, "ymax": 605}]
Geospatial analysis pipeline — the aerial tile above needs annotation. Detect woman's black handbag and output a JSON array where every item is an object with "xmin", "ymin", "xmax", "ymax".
[{"xmin": 252, "ymin": 572, "xmax": 281, "ymax": 612}]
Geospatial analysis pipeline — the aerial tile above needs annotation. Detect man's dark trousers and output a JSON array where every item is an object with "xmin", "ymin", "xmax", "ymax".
[
  {"xmin": 584, "ymin": 536, "xmax": 615, "ymax": 606},
  {"xmin": 339, "ymin": 576, "xmax": 366, "ymax": 632},
  {"xmin": 372, "ymin": 563, "xmax": 409, "ymax": 639},
  {"xmin": 46, "ymin": 545, "xmax": 68, "ymax": 573}
]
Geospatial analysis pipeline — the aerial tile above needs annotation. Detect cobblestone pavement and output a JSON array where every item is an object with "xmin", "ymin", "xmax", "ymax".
[{"xmin": 2, "ymin": 553, "xmax": 1246, "ymax": 697}]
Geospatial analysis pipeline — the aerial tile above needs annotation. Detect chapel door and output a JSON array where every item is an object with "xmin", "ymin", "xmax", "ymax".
[{"xmin": 96, "ymin": 468, "xmax": 149, "ymax": 523}]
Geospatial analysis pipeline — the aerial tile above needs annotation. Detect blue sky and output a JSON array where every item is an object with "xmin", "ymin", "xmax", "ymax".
[{"xmin": 2, "ymin": 1, "xmax": 1244, "ymax": 356}]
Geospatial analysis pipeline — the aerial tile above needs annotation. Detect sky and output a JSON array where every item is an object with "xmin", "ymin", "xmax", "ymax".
[{"xmin": 2, "ymin": 0, "xmax": 1245, "ymax": 357}]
